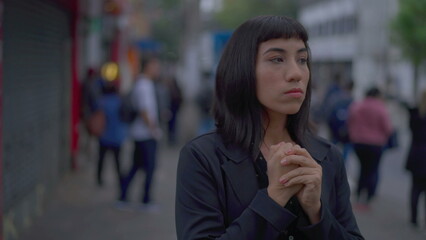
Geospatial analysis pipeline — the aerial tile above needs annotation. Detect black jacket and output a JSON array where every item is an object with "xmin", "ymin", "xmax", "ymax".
[
  {"xmin": 175, "ymin": 132, "xmax": 364, "ymax": 240},
  {"xmin": 406, "ymin": 108, "xmax": 426, "ymax": 176}
]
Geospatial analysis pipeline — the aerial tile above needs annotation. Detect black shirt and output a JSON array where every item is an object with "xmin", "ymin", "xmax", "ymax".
[{"xmin": 253, "ymin": 153, "xmax": 302, "ymax": 239}]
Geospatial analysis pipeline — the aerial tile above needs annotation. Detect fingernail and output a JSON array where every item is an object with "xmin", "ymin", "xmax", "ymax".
[
  {"xmin": 281, "ymin": 159, "xmax": 287, "ymax": 165},
  {"xmin": 280, "ymin": 178, "xmax": 287, "ymax": 184}
]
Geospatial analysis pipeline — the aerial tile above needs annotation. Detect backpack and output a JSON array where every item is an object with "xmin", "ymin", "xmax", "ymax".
[
  {"xmin": 86, "ymin": 110, "xmax": 106, "ymax": 136},
  {"xmin": 119, "ymin": 89, "xmax": 138, "ymax": 124}
]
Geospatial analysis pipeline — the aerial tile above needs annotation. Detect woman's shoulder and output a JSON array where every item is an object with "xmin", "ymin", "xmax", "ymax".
[
  {"xmin": 180, "ymin": 131, "xmax": 222, "ymax": 159},
  {"xmin": 180, "ymin": 131, "xmax": 251, "ymax": 165},
  {"xmin": 178, "ymin": 131, "xmax": 228, "ymax": 174},
  {"xmin": 183, "ymin": 131, "xmax": 221, "ymax": 149}
]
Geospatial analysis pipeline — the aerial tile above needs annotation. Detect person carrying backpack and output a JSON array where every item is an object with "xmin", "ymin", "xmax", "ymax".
[{"xmin": 326, "ymin": 81, "xmax": 354, "ymax": 163}]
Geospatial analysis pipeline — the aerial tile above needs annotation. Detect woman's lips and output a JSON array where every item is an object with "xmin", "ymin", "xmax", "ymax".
[{"xmin": 284, "ymin": 88, "xmax": 304, "ymax": 98}]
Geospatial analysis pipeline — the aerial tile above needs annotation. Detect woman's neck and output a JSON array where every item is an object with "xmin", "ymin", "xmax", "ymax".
[
  {"xmin": 262, "ymin": 114, "xmax": 293, "ymax": 147},
  {"xmin": 260, "ymin": 115, "xmax": 292, "ymax": 161}
]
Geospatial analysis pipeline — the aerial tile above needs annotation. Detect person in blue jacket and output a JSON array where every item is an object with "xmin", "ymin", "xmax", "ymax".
[
  {"xmin": 175, "ymin": 15, "xmax": 364, "ymax": 239},
  {"xmin": 97, "ymin": 79, "xmax": 126, "ymax": 189}
]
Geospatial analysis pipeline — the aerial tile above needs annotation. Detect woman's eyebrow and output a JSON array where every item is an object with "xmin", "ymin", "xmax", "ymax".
[
  {"xmin": 263, "ymin": 47, "xmax": 285, "ymax": 55},
  {"xmin": 263, "ymin": 47, "xmax": 307, "ymax": 55},
  {"xmin": 297, "ymin": 48, "xmax": 308, "ymax": 53}
]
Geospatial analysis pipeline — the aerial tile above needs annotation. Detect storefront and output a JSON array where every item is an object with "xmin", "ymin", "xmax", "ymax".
[{"xmin": 1, "ymin": 0, "xmax": 79, "ymax": 239}]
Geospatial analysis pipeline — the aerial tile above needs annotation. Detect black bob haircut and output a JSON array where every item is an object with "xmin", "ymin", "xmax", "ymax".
[
  {"xmin": 366, "ymin": 87, "xmax": 381, "ymax": 98},
  {"xmin": 140, "ymin": 53, "xmax": 159, "ymax": 72},
  {"xmin": 213, "ymin": 15, "xmax": 312, "ymax": 157}
]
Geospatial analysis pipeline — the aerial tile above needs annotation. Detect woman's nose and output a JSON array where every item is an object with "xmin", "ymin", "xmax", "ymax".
[{"xmin": 285, "ymin": 60, "xmax": 303, "ymax": 82}]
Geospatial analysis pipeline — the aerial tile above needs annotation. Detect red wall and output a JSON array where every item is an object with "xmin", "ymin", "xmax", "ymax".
[
  {"xmin": 55, "ymin": 0, "xmax": 80, "ymax": 169},
  {"xmin": 70, "ymin": 0, "xmax": 80, "ymax": 169}
]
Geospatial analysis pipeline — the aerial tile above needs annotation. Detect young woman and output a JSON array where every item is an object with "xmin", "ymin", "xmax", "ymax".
[{"xmin": 175, "ymin": 15, "xmax": 364, "ymax": 239}]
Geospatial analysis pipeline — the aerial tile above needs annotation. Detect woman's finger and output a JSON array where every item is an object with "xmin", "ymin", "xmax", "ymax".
[
  {"xmin": 281, "ymin": 154, "xmax": 317, "ymax": 167},
  {"xmin": 279, "ymin": 166, "xmax": 318, "ymax": 183},
  {"xmin": 286, "ymin": 145, "xmax": 311, "ymax": 158}
]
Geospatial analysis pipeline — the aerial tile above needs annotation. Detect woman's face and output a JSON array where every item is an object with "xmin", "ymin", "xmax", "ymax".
[{"xmin": 255, "ymin": 37, "xmax": 310, "ymax": 118}]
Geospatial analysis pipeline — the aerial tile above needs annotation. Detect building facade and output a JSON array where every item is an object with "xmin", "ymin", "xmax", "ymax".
[{"xmin": 299, "ymin": 0, "xmax": 424, "ymax": 101}]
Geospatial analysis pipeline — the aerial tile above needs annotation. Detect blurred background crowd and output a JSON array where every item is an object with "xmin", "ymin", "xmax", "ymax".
[{"xmin": 1, "ymin": 0, "xmax": 426, "ymax": 239}]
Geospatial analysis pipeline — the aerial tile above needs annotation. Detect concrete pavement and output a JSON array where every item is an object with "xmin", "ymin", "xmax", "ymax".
[{"xmin": 17, "ymin": 139, "xmax": 180, "ymax": 240}]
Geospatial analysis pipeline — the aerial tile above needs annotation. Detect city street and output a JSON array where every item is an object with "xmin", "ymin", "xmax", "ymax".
[{"xmin": 17, "ymin": 106, "xmax": 426, "ymax": 240}]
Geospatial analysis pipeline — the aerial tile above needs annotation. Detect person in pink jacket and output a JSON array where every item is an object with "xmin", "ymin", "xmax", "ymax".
[{"xmin": 348, "ymin": 87, "xmax": 393, "ymax": 210}]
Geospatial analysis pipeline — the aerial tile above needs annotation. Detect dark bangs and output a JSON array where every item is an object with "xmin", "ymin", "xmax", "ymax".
[{"xmin": 256, "ymin": 15, "xmax": 309, "ymax": 45}]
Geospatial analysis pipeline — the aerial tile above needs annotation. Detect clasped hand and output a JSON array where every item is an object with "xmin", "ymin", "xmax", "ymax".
[{"xmin": 266, "ymin": 142, "xmax": 322, "ymax": 224}]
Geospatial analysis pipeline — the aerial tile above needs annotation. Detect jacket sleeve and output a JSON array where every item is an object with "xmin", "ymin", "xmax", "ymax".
[
  {"xmin": 297, "ymin": 145, "xmax": 364, "ymax": 240},
  {"xmin": 175, "ymin": 143, "xmax": 297, "ymax": 240}
]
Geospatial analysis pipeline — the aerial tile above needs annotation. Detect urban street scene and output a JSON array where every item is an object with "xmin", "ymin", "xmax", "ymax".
[{"xmin": 1, "ymin": 0, "xmax": 426, "ymax": 240}]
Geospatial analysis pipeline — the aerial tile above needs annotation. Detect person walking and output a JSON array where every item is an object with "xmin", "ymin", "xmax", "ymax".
[
  {"xmin": 348, "ymin": 87, "xmax": 393, "ymax": 210},
  {"xmin": 175, "ymin": 15, "xmax": 363, "ymax": 239},
  {"xmin": 166, "ymin": 76, "xmax": 183, "ymax": 145},
  {"xmin": 96, "ymin": 78, "xmax": 126, "ymax": 189},
  {"xmin": 326, "ymin": 80, "xmax": 354, "ymax": 163},
  {"xmin": 405, "ymin": 89, "xmax": 426, "ymax": 228},
  {"xmin": 119, "ymin": 55, "xmax": 162, "ymax": 210}
]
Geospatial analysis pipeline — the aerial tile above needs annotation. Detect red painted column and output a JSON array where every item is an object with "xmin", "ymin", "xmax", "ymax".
[
  {"xmin": 70, "ymin": 0, "xmax": 80, "ymax": 170},
  {"xmin": 0, "ymin": 0, "xmax": 4, "ymax": 238}
]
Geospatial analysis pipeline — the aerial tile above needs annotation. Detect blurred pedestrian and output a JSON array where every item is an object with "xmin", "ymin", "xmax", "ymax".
[
  {"xmin": 176, "ymin": 15, "xmax": 363, "ymax": 239},
  {"xmin": 195, "ymin": 70, "xmax": 214, "ymax": 135},
  {"xmin": 81, "ymin": 67, "xmax": 104, "ymax": 137},
  {"xmin": 81, "ymin": 68, "xmax": 101, "ymax": 123},
  {"xmin": 119, "ymin": 55, "xmax": 162, "ymax": 210},
  {"xmin": 166, "ymin": 76, "xmax": 183, "ymax": 145},
  {"xmin": 96, "ymin": 77, "xmax": 126, "ymax": 189},
  {"xmin": 80, "ymin": 67, "xmax": 104, "ymax": 163},
  {"xmin": 348, "ymin": 87, "xmax": 393, "ymax": 210},
  {"xmin": 404, "ymin": 89, "xmax": 426, "ymax": 228},
  {"xmin": 326, "ymin": 80, "xmax": 354, "ymax": 163},
  {"xmin": 320, "ymin": 73, "xmax": 343, "ymax": 124}
]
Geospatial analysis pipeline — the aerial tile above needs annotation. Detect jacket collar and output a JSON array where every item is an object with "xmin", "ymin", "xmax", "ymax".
[{"xmin": 303, "ymin": 134, "xmax": 331, "ymax": 163}]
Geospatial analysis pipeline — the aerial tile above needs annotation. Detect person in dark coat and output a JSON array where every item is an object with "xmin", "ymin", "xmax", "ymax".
[
  {"xmin": 175, "ymin": 15, "xmax": 363, "ymax": 240},
  {"xmin": 405, "ymin": 89, "xmax": 426, "ymax": 228}
]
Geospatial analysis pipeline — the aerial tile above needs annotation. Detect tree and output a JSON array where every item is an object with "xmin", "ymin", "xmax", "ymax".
[
  {"xmin": 215, "ymin": 0, "xmax": 298, "ymax": 30},
  {"xmin": 391, "ymin": 0, "xmax": 426, "ymax": 96}
]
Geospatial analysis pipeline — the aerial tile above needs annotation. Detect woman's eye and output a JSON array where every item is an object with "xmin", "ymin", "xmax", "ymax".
[
  {"xmin": 271, "ymin": 57, "xmax": 284, "ymax": 63},
  {"xmin": 298, "ymin": 58, "xmax": 308, "ymax": 64}
]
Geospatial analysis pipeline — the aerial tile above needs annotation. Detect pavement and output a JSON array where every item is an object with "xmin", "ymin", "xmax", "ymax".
[{"xmin": 16, "ymin": 104, "xmax": 426, "ymax": 240}]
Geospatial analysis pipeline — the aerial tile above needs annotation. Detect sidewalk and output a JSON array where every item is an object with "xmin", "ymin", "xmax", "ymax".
[{"xmin": 18, "ymin": 140, "xmax": 180, "ymax": 240}]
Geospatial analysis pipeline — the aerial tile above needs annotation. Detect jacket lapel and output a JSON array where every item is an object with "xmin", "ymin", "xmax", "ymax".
[
  {"xmin": 218, "ymin": 144, "xmax": 258, "ymax": 207},
  {"xmin": 221, "ymin": 157, "xmax": 258, "ymax": 207}
]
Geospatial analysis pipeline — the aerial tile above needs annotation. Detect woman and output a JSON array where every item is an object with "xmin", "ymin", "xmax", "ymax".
[
  {"xmin": 347, "ymin": 87, "xmax": 392, "ymax": 210},
  {"xmin": 176, "ymin": 16, "xmax": 363, "ymax": 239},
  {"xmin": 405, "ymin": 89, "xmax": 426, "ymax": 228}
]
